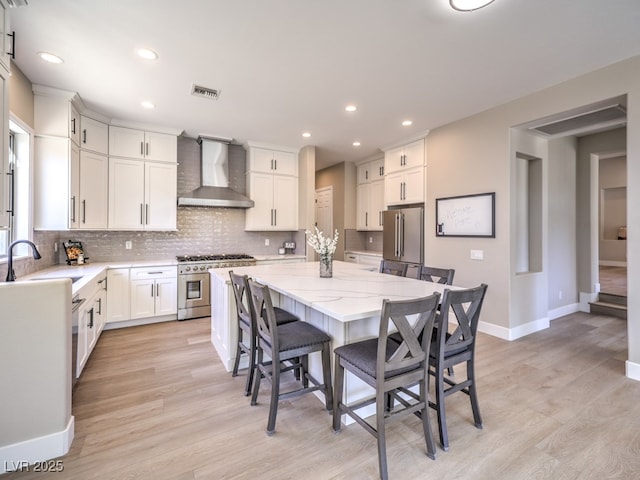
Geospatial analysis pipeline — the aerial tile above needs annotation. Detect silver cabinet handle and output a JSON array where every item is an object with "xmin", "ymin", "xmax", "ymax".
[
  {"xmin": 146, "ymin": 142, "xmax": 149, "ymax": 156},
  {"xmin": 365, "ymin": 211, "xmax": 368, "ymax": 227},
  {"xmin": 71, "ymin": 118, "xmax": 76, "ymax": 135},
  {"xmin": 156, "ymin": 284, "xmax": 160, "ymax": 297},
  {"xmin": 88, "ymin": 308, "xmax": 94, "ymax": 328},
  {"xmin": 70, "ymin": 196, "xmax": 76, "ymax": 223},
  {"xmin": 140, "ymin": 142, "xmax": 144, "ymax": 155},
  {"xmin": 82, "ymin": 129, "xmax": 87, "ymax": 144},
  {"xmin": 151, "ymin": 284, "xmax": 154, "ymax": 297},
  {"xmin": 274, "ymin": 209, "xmax": 277, "ymax": 226},
  {"xmin": 140, "ymin": 204, "xmax": 144, "ymax": 225},
  {"xmin": 274, "ymin": 159, "xmax": 277, "ymax": 170},
  {"xmin": 145, "ymin": 203, "xmax": 149, "ymax": 225},
  {"xmin": 82, "ymin": 199, "xmax": 86, "ymax": 224},
  {"xmin": 97, "ymin": 298, "xmax": 102, "ymax": 315}
]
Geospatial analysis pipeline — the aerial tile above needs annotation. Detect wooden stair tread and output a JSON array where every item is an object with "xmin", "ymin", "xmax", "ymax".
[{"xmin": 589, "ymin": 301, "xmax": 627, "ymax": 310}]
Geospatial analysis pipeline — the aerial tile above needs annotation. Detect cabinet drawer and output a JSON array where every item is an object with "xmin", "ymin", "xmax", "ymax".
[{"xmin": 130, "ymin": 266, "xmax": 177, "ymax": 280}]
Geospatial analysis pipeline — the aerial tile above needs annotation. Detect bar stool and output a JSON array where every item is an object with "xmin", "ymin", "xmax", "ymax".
[
  {"xmin": 229, "ymin": 271, "xmax": 298, "ymax": 396},
  {"xmin": 247, "ymin": 279, "xmax": 333, "ymax": 435}
]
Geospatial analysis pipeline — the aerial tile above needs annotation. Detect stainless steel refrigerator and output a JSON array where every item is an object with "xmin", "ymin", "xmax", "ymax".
[{"xmin": 383, "ymin": 206, "xmax": 424, "ymax": 278}]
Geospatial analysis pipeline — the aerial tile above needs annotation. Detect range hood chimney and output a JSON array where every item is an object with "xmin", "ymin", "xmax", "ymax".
[{"xmin": 177, "ymin": 136, "xmax": 255, "ymax": 208}]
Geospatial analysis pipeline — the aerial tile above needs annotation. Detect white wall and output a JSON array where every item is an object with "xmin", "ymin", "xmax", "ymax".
[{"xmin": 425, "ymin": 54, "xmax": 640, "ymax": 378}]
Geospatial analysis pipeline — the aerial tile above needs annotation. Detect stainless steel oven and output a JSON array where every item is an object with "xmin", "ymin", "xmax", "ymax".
[{"xmin": 177, "ymin": 254, "xmax": 256, "ymax": 320}]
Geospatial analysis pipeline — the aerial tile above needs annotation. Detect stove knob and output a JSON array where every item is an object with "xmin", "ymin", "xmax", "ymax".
[
  {"xmin": 200, "ymin": 265, "xmax": 207, "ymax": 271},
  {"xmin": 185, "ymin": 266, "xmax": 191, "ymax": 272}
]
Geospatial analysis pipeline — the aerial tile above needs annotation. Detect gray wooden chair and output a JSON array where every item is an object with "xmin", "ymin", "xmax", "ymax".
[
  {"xmin": 332, "ymin": 293, "xmax": 441, "ymax": 480},
  {"xmin": 429, "ymin": 283, "xmax": 488, "ymax": 450},
  {"xmin": 418, "ymin": 265, "xmax": 455, "ymax": 285},
  {"xmin": 379, "ymin": 260, "xmax": 408, "ymax": 277},
  {"xmin": 229, "ymin": 271, "xmax": 298, "ymax": 396},
  {"xmin": 247, "ymin": 279, "xmax": 333, "ymax": 435}
]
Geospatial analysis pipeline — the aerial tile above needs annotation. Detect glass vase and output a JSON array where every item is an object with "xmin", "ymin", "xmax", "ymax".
[{"xmin": 319, "ymin": 253, "xmax": 333, "ymax": 278}]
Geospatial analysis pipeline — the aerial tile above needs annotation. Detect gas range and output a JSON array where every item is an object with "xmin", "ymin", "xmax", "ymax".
[{"xmin": 176, "ymin": 253, "xmax": 256, "ymax": 273}]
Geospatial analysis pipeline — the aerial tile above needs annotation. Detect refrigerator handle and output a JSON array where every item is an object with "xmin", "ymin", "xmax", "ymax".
[
  {"xmin": 399, "ymin": 213, "xmax": 405, "ymax": 257},
  {"xmin": 395, "ymin": 213, "xmax": 401, "ymax": 257}
]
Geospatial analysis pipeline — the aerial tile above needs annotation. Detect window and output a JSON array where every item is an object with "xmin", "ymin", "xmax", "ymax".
[{"xmin": 0, "ymin": 117, "xmax": 32, "ymax": 258}]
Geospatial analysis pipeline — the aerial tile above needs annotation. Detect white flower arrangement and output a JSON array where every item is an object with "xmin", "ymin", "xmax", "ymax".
[{"xmin": 305, "ymin": 227, "xmax": 339, "ymax": 256}]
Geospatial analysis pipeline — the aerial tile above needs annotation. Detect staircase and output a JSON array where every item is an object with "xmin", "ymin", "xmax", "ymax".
[{"xmin": 589, "ymin": 292, "xmax": 627, "ymax": 319}]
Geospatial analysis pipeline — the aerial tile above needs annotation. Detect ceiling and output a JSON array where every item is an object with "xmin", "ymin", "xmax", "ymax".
[{"xmin": 10, "ymin": 0, "xmax": 640, "ymax": 170}]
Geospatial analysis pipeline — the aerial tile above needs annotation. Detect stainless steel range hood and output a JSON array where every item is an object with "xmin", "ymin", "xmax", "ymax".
[{"xmin": 177, "ymin": 136, "xmax": 255, "ymax": 208}]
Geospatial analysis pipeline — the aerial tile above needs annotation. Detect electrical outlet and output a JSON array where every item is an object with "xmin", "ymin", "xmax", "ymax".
[
  {"xmin": 369, "ymin": 236, "xmax": 373, "ymax": 243},
  {"xmin": 125, "ymin": 241, "xmax": 132, "ymax": 250},
  {"xmin": 470, "ymin": 249, "xmax": 484, "ymax": 260},
  {"xmin": 559, "ymin": 290, "xmax": 563, "ymax": 300},
  {"xmin": 265, "ymin": 238, "xmax": 270, "ymax": 246},
  {"xmin": 54, "ymin": 242, "xmax": 58, "ymax": 252}
]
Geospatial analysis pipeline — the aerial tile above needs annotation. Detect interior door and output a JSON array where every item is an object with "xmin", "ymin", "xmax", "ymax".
[{"xmin": 314, "ymin": 186, "xmax": 333, "ymax": 259}]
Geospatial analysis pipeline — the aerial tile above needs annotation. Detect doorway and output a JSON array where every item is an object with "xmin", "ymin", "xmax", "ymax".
[{"xmin": 314, "ymin": 186, "xmax": 333, "ymax": 260}]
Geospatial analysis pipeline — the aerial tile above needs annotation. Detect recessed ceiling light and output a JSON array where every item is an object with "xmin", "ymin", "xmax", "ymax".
[
  {"xmin": 450, "ymin": 0, "xmax": 495, "ymax": 11},
  {"xmin": 352, "ymin": 141, "xmax": 361, "ymax": 147},
  {"xmin": 37, "ymin": 52, "xmax": 63, "ymax": 64},
  {"xmin": 302, "ymin": 132, "xmax": 311, "ymax": 138},
  {"xmin": 345, "ymin": 105, "xmax": 357, "ymax": 112},
  {"xmin": 402, "ymin": 120, "xmax": 413, "ymax": 126},
  {"xmin": 137, "ymin": 48, "xmax": 159, "ymax": 60},
  {"xmin": 141, "ymin": 101, "xmax": 155, "ymax": 109}
]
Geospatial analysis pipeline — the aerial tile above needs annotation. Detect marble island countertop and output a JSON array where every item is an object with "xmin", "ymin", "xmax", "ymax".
[{"xmin": 211, "ymin": 260, "xmax": 458, "ymax": 322}]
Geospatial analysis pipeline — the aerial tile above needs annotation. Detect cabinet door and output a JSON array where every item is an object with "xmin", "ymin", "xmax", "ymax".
[
  {"xmin": 0, "ymin": 1, "xmax": 9, "ymax": 71},
  {"xmin": 109, "ymin": 126, "xmax": 145, "ymax": 159},
  {"xmin": 76, "ymin": 305, "xmax": 90, "ymax": 377},
  {"xmin": 370, "ymin": 180, "xmax": 385, "ymax": 230},
  {"xmin": 0, "ymin": 64, "xmax": 7, "ymax": 231},
  {"xmin": 108, "ymin": 157, "xmax": 145, "ymax": 229},
  {"xmin": 80, "ymin": 116, "xmax": 109, "ymax": 154},
  {"xmin": 272, "ymin": 150, "xmax": 297, "ymax": 176},
  {"xmin": 106, "ymin": 268, "xmax": 130, "ymax": 323},
  {"xmin": 155, "ymin": 277, "xmax": 177, "ymax": 316},
  {"xmin": 33, "ymin": 137, "xmax": 72, "ymax": 230},
  {"xmin": 79, "ymin": 151, "xmax": 108, "ymax": 229},
  {"xmin": 402, "ymin": 139, "xmax": 425, "ymax": 169},
  {"xmin": 402, "ymin": 167, "xmax": 425, "ymax": 204},
  {"xmin": 248, "ymin": 147, "xmax": 275, "ymax": 173},
  {"xmin": 370, "ymin": 158, "xmax": 385, "ymax": 180},
  {"xmin": 384, "ymin": 171, "xmax": 404, "ymax": 206},
  {"xmin": 356, "ymin": 183, "xmax": 370, "ymax": 230},
  {"xmin": 357, "ymin": 163, "xmax": 370, "ymax": 184},
  {"xmin": 144, "ymin": 131, "xmax": 177, "ymax": 163},
  {"xmin": 145, "ymin": 162, "xmax": 177, "ymax": 229},
  {"xmin": 69, "ymin": 143, "xmax": 80, "ymax": 228},
  {"xmin": 272, "ymin": 175, "xmax": 298, "ymax": 230},
  {"xmin": 384, "ymin": 145, "xmax": 405, "ymax": 175},
  {"xmin": 130, "ymin": 279, "xmax": 156, "ymax": 319},
  {"xmin": 245, "ymin": 172, "xmax": 274, "ymax": 230},
  {"xmin": 69, "ymin": 103, "xmax": 80, "ymax": 147}
]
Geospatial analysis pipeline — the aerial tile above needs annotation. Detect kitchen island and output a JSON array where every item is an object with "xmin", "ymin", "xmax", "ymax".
[{"xmin": 210, "ymin": 260, "xmax": 460, "ymax": 420}]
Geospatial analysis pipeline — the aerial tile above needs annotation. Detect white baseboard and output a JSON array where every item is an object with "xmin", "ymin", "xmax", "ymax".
[
  {"xmin": 478, "ymin": 317, "xmax": 549, "ymax": 341},
  {"xmin": 579, "ymin": 291, "xmax": 598, "ymax": 312},
  {"xmin": 1, "ymin": 416, "xmax": 74, "ymax": 473},
  {"xmin": 103, "ymin": 314, "xmax": 177, "ymax": 330},
  {"xmin": 626, "ymin": 361, "xmax": 640, "ymax": 381},
  {"xmin": 549, "ymin": 302, "xmax": 580, "ymax": 320}
]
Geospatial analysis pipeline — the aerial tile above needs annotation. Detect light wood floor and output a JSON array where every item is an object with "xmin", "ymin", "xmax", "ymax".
[
  {"xmin": 4, "ymin": 312, "xmax": 639, "ymax": 480},
  {"xmin": 599, "ymin": 266, "xmax": 627, "ymax": 297}
]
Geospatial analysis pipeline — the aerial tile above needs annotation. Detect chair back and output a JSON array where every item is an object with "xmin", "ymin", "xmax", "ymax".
[
  {"xmin": 247, "ymin": 279, "xmax": 279, "ymax": 355},
  {"xmin": 379, "ymin": 260, "xmax": 409, "ymax": 277},
  {"xmin": 378, "ymin": 293, "xmax": 440, "ymax": 379},
  {"xmin": 434, "ymin": 284, "xmax": 488, "ymax": 361},
  {"xmin": 419, "ymin": 265, "xmax": 455, "ymax": 285},
  {"xmin": 229, "ymin": 271, "xmax": 254, "ymax": 328}
]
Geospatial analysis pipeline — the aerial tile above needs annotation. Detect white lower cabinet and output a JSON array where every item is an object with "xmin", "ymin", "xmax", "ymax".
[
  {"xmin": 76, "ymin": 272, "xmax": 107, "ymax": 378},
  {"xmin": 106, "ymin": 268, "xmax": 130, "ymax": 323},
  {"xmin": 130, "ymin": 267, "xmax": 177, "ymax": 320}
]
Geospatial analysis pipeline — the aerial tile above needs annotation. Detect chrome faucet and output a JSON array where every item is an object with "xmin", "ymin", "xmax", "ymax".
[{"xmin": 5, "ymin": 240, "xmax": 42, "ymax": 282}]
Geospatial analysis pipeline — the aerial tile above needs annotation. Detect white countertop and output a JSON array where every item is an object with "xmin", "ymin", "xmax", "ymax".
[
  {"xmin": 211, "ymin": 260, "xmax": 458, "ymax": 322},
  {"xmin": 252, "ymin": 254, "xmax": 307, "ymax": 261},
  {"xmin": 345, "ymin": 250, "xmax": 382, "ymax": 256}
]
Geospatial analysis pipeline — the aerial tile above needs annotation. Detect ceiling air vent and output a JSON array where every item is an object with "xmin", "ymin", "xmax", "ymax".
[
  {"xmin": 6, "ymin": 0, "xmax": 28, "ymax": 7},
  {"xmin": 191, "ymin": 84, "xmax": 221, "ymax": 100},
  {"xmin": 529, "ymin": 104, "xmax": 626, "ymax": 136}
]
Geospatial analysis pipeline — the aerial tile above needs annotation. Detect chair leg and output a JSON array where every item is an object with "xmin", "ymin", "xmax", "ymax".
[
  {"xmin": 468, "ymin": 359, "xmax": 483, "ymax": 429},
  {"xmin": 266, "ymin": 353, "xmax": 281, "ymax": 435},
  {"xmin": 232, "ymin": 326, "xmax": 242, "ymax": 378},
  {"xmin": 332, "ymin": 356, "xmax": 344, "ymax": 432},
  {"xmin": 301, "ymin": 355, "xmax": 309, "ymax": 388},
  {"xmin": 321, "ymin": 342, "xmax": 333, "ymax": 412},
  {"xmin": 420, "ymin": 377, "xmax": 437, "ymax": 460},
  {"xmin": 244, "ymin": 332, "xmax": 256, "ymax": 397},
  {"xmin": 435, "ymin": 367, "xmax": 449, "ymax": 451},
  {"xmin": 376, "ymin": 392, "xmax": 389, "ymax": 480},
  {"xmin": 250, "ymin": 348, "xmax": 263, "ymax": 406}
]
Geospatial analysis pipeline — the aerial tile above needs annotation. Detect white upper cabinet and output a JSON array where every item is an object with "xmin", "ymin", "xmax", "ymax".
[
  {"xmin": 0, "ymin": 54, "xmax": 9, "ymax": 231},
  {"xmin": 384, "ymin": 139, "xmax": 425, "ymax": 175},
  {"xmin": 109, "ymin": 126, "xmax": 177, "ymax": 163},
  {"xmin": 78, "ymin": 150, "xmax": 108, "ymax": 229},
  {"xmin": 385, "ymin": 167, "xmax": 424, "ymax": 207},
  {"xmin": 0, "ymin": 0, "xmax": 10, "ymax": 71},
  {"xmin": 108, "ymin": 157, "xmax": 177, "ymax": 230},
  {"xmin": 248, "ymin": 146, "xmax": 298, "ymax": 176},
  {"xmin": 33, "ymin": 88, "xmax": 81, "ymax": 146},
  {"xmin": 357, "ymin": 157, "xmax": 384, "ymax": 184},
  {"xmin": 80, "ymin": 115, "xmax": 108, "ymax": 154}
]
